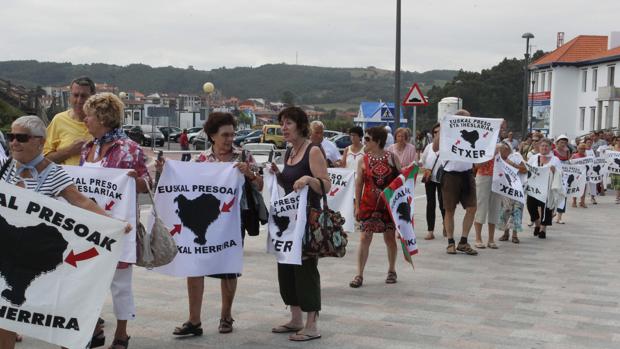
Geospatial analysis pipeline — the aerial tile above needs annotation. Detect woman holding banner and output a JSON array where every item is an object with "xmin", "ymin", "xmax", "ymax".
[
  {"xmin": 498, "ymin": 142, "xmax": 528, "ymax": 243},
  {"xmin": 611, "ymin": 137, "xmax": 620, "ymax": 204},
  {"xmin": 0, "ymin": 115, "xmax": 112, "ymax": 349},
  {"xmin": 350, "ymin": 126, "xmax": 401, "ymax": 288},
  {"xmin": 552, "ymin": 135, "xmax": 572, "ymax": 224},
  {"xmin": 419, "ymin": 123, "xmax": 445, "ymax": 240},
  {"xmin": 571, "ymin": 143, "xmax": 589, "ymax": 208},
  {"xmin": 157, "ymin": 112, "xmax": 263, "ymax": 336},
  {"xmin": 81, "ymin": 93, "xmax": 152, "ymax": 349},
  {"xmin": 269, "ymin": 106, "xmax": 330, "ymax": 342},
  {"xmin": 526, "ymin": 139, "xmax": 561, "ymax": 239}
]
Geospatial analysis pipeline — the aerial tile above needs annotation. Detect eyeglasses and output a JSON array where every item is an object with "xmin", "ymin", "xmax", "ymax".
[{"xmin": 7, "ymin": 133, "xmax": 42, "ymax": 143}]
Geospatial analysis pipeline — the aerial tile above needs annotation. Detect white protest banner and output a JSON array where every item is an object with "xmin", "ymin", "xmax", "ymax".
[
  {"xmin": 327, "ymin": 168, "xmax": 355, "ymax": 233},
  {"xmin": 439, "ymin": 114, "xmax": 503, "ymax": 163},
  {"xmin": 267, "ymin": 174, "xmax": 308, "ymax": 265},
  {"xmin": 0, "ymin": 142, "xmax": 6, "ymax": 162},
  {"xmin": 525, "ymin": 163, "xmax": 551, "ymax": 203},
  {"xmin": 383, "ymin": 166, "xmax": 419, "ymax": 268},
  {"xmin": 62, "ymin": 165, "xmax": 137, "ymax": 263},
  {"xmin": 153, "ymin": 160, "xmax": 244, "ymax": 277},
  {"xmin": 589, "ymin": 157, "xmax": 608, "ymax": 183},
  {"xmin": 561, "ymin": 164, "xmax": 587, "ymax": 198},
  {"xmin": 264, "ymin": 167, "xmax": 355, "ymax": 233},
  {"xmin": 570, "ymin": 156, "xmax": 597, "ymax": 183},
  {"xmin": 0, "ymin": 182, "xmax": 125, "ymax": 349},
  {"xmin": 492, "ymin": 156, "xmax": 526, "ymax": 204},
  {"xmin": 606, "ymin": 151, "xmax": 620, "ymax": 175}
]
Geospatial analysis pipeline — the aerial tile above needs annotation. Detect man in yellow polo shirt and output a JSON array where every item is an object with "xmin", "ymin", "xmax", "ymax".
[{"xmin": 44, "ymin": 76, "xmax": 95, "ymax": 165}]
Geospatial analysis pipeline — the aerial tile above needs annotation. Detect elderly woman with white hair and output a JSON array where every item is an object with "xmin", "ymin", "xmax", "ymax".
[{"xmin": 0, "ymin": 115, "xmax": 114, "ymax": 349}]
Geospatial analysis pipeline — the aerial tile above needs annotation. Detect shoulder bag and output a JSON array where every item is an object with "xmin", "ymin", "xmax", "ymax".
[
  {"xmin": 136, "ymin": 182, "xmax": 178, "ymax": 269},
  {"xmin": 240, "ymin": 150, "xmax": 268, "ymax": 236},
  {"xmin": 302, "ymin": 178, "xmax": 348, "ymax": 258}
]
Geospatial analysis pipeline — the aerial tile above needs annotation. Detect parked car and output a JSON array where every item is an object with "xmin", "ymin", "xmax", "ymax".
[
  {"xmin": 241, "ymin": 130, "xmax": 263, "ymax": 146},
  {"xmin": 187, "ymin": 127, "xmax": 204, "ymax": 142},
  {"xmin": 157, "ymin": 126, "xmax": 181, "ymax": 141},
  {"xmin": 331, "ymin": 134, "xmax": 352, "ymax": 149},
  {"xmin": 192, "ymin": 130, "xmax": 211, "ymax": 150},
  {"xmin": 121, "ymin": 124, "xmax": 134, "ymax": 132},
  {"xmin": 324, "ymin": 130, "xmax": 344, "ymax": 139},
  {"xmin": 168, "ymin": 130, "xmax": 183, "ymax": 143},
  {"xmin": 260, "ymin": 124, "xmax": 285, "ymax": 148},
  {"xmin": 235, "ymin": 129, "xmax": 254, "ymax": 137},
  {"xmin": 242, "ymin": 142, "xmax": 281, "ymax": 165},
  {"xmin": 127, "ymin": 125, "xmax": 165, "ymax": 147},
  {"xmin": 234, "ymin": 130, "xmax": 262, "ymax": 147}
]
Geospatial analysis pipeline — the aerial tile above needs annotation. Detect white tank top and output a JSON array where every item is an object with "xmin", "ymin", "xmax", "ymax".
[{"xmin": 345, "ymin": 146, "xmax": 364, "ymax": 172}]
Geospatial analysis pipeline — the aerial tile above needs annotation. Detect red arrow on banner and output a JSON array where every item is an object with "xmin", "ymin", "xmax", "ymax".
[
  {"xmin": 455, "ymin": 140, "xmax": 461, "ymax": 145},
  {"xmin": 170, "ymin": 224, "xmax": 182, "ymax": 236},
  {"xmin": 65, "ymin": 248, "xmax": 99, "ymax": 267},
  {"xmin": 483, "ymin": 131, "xmax": 489, "ymax": 138},
  {"xmin": 329, "ymin": 188, "xmax": 340, "ymax": 196},
  {"xmin": 222, "ymin": 197, "xmax": 235, "ymax": 212},
  {"xmin": 105, "ymin": 200, "xmax": 115, "ymax": 211}
]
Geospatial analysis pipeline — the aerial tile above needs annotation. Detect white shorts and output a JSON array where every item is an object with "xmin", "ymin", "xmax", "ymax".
[{"xmin": 474, "ymin": 176, "xmax": 502, "ymax": 225}]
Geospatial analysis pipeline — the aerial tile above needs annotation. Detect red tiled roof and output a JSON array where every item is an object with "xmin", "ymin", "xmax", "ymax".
[
  {"xmin": 531, "ymin": 35, "xmax": 608, "ymax": 67},
  {"xmin": 585, "ymin": 46, "xmax": 620, "ymax": 61}
]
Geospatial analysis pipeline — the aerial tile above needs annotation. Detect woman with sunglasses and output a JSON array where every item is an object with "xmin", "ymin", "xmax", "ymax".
[
  {"xmin": 419, "ymin": 123, "xmax": 445, "ymax": 240},
  {"xmin": 350, "ymin": 126, "xmax": 401, "ymax": 288},
  {"xmin": 0, "ymin": 115, "xmax": 114, "ymax": 349}
]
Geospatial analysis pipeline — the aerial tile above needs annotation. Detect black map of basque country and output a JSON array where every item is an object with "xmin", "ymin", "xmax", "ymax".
[
  {"xmin": 567, "ymin": 174, "xmax": 575, "ymax": 188},
  {"xmin": 272, "ymin": 213, "xmax": 290, "ymax": 237},
  {"xmin": 174, "ymin": 194, "xmax": 221, "ymax": 245},
  {"xmin": 0, "ymin": 215, "xmax": 68, "ymax": 306},
  {"xmin": 593, "ymin": 165, "xmax": 601, "ymax": 175},
  {"xmin": 396, "ymin": 202, "xmax": 411, "ymax": 223},
  {"xmin": 460, "ymin": 129, "xmax": 479, "ymax": 148}
]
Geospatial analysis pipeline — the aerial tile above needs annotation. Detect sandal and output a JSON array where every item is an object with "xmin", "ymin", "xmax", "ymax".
[
  {"xmin": 474, "ymin": 242, "xmax": 486, "ymax": 249},
  {"xmin": 173, "ymin": 321, "xmax": 203, "ymax": 336},
  {"xmin": 487, "ymin": 242, "xmax": 498, "ymax": 249},
  {"xmin": 512, "ymin": 236, "xmax": 520, "ymax": 244},
  {"xmin": 108, "ymin": 336, "xmax": 130, "ymax": 349},
  {"xmin": 386, "ymin": 271, "xmax": 397, "ymax": 284},
  {"xmin": 90, "ymin": 330, "xmax": 105, "ymax": 348},
  {"xmin": 349, "ymin": 275, "xmax": 363, "ymax": 288},
  {"xmin": 219, "ymin": 318, "xmax": 234, "ymax": 334},
  {"xmin": 272, "ymin": 324, "xmax": 304, "ymax": 333},
  {"xmin": 498, "ymin": 232, "xmax": 509, "ymax": 241},
  {"xmin": 289, "ymin": 332, "xmax": 322, "ymax": 342}
]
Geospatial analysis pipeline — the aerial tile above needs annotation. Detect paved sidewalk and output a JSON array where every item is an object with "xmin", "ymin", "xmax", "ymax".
[{"xmin": 22, "ymin": 189, "xmax": 620, "ymax": 348}]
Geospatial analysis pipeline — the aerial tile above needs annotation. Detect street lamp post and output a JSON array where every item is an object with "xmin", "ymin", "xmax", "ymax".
[
  {"xmin": 529, "ymin": 80, "xmax": 535, "ymax": 133},
  {"xmin": 521, "ymin": 32, "xmax": 534, "ymax": 138}
]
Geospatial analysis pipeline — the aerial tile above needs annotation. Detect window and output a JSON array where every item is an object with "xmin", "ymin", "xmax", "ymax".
[
  {"xmin": 590, "ymin": 107, "xmax": 596, "ymax": 130},
  {"xmin": 582, "ymin": 69, "xmax": 588, "ymax": 92},
  {"xmin": 592, "ymin": 68, "xmax": 598, "ymax": 91},
  {"xmin": 548, "ymin": 71, "xmax": 552, "ymax": 92},
  {"xmin": 540, "ymin": 72, "xmax": 546, "ymax": 91},
  {"xmin": 609, "ymin": 65, "xmax": 616, "ymax": 86},
  {"xmin": 579, "ymin": 107, "xmax": 586, "ymax": 130}
]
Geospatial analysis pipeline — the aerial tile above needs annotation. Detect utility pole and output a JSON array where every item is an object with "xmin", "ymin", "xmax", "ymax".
[{"xmin": 394, "ymin": 0, "xmax": 401, "ymax": 130}]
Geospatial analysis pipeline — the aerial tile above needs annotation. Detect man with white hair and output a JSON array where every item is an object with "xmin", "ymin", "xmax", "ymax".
[
  {"xmin": 310, "ymin": 120, "xmax": 341, "ymax": 167},
  {"xmin": 384, "ymin": 125, "xmax": 394, "ymax": 148}
]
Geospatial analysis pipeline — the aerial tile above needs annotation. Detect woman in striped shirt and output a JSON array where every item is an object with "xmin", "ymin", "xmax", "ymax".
[{"xmin": 0, "ymin": 115, "xmax": 113, "ymax": 349}]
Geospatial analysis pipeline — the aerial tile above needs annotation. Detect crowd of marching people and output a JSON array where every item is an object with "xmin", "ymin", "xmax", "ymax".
[{"xmin": 1, "ymin": 76, "xmax": 619, "ymax": 349}]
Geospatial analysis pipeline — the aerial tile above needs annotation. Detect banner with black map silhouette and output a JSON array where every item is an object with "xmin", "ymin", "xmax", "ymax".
[
  {"xmin": 492, "ymin": 155, "xmax": 526, "ymax": 204},
  {"xmin": 383, "ymin": 165, "xmax": 419, "ymax": 268},
  {"xmin": 561, "ymin": 164, "xmax": 587, "ymax": 198},
  {"xmin": 151, "ymin": 160, "xmax": 244, "ymax": 277},
  {"xmin": 525, "ymin": 163, "xmax": 551, "ymax": 203},
  {"xmin": 267, "ymin": 175, "xmax": 308, "ymax": 265},
  {"xmin": 62, "ymin": 165, "xmax": 137, "ymax": 263},
  {"xmin": 0, "ymin": 182, "xmax": 126, "ymax": 349},
  {"xmin": 606, "ymin": 151, "xmax": 620, "ymax": 175},
  {"xmin": 439, "ymin": 114, "xmax": 503, "ymax": 164},
  {"xmin": 570, "ymin": 156, "xmax": 606, "ymax": 184}
]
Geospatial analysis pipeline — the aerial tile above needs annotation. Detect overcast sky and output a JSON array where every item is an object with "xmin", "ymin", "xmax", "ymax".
[{"xmin": 1, "ymin": 0, "xmax": 619, "ymax": 73}]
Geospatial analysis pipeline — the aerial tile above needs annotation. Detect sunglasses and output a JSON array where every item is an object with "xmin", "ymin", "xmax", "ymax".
[{"xmin": 7, "ymin": 133, "xmax": 42, "ymax": 143}]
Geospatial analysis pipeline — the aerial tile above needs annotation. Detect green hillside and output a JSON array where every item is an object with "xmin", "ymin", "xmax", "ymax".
[{"xmin": 0, "ymin": 60, "xmax": 456, "ymax": 105}]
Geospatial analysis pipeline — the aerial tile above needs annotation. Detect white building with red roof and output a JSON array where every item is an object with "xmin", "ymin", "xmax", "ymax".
[{"xmin": 529, "ymin": 32, "xmax": 620, "ymax": 139}]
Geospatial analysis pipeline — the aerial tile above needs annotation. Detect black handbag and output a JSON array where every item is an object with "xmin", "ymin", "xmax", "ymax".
[{"xmin": 241, "ymin": 150, "xmax": 268, "ymax": 236}]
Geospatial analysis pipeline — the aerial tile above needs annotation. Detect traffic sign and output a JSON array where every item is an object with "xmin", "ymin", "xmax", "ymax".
[{"xmin": 402, "ymin": 83, "xmax": 428, "ymax": 106}]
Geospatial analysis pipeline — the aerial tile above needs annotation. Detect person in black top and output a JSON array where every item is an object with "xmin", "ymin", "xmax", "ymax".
[{"xmin": 270, "ymin": 107, "xmax": 330, "ymax": 342}]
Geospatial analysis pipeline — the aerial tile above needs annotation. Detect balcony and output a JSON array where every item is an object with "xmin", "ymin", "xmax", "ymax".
[{"xmin": 597, "ymin": 86, "xmax": 620, "ymax": 101}]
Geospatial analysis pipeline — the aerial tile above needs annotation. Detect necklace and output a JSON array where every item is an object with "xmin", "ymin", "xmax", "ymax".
[{"xmin": 289, "ymin": 140, "xmax": 307, "ymax": 162}]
